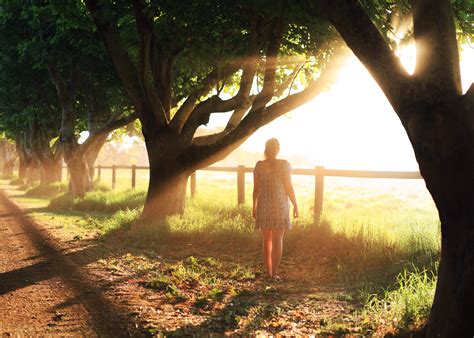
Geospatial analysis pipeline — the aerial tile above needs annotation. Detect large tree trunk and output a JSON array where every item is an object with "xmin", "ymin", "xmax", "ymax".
[
  {"xmin": 141, "ymin": 160, "xmax": 188, "ymax": 220},
  {"xmin": 424, "ymin": 176, "xmax": 474, "ymax": 337},
  {"xmin": 66, "ymin": 156, "xmax": 91, "ymax": 197},
  {"xmin": 405, "ymin": 103, "xmax": 474, "ymax": 337},
  {"xmin": 140, "ymin": 130, "xmax": 189, "ymax": 221},
  {"xmin": 63, "ymin": 142, "xmax": 92, "ymax": 197}
]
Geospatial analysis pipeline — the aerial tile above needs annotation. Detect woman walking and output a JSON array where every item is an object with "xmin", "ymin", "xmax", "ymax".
[{"xmin": 253, "ymin": 138, "xmax": 298, "ymax": 280}]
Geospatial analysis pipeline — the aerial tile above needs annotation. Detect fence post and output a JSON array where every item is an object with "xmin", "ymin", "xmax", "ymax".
[
  {"xmin": 237, "ymin": 165, "xmax": 245, "ymax": 205},
  {"xmin": 97, "ymin": 165, "xmax": 101, "ymax": 181},
  {"xmin": 314, "ymin": 166, "xmax": 325, "ymax": 224},
  {"xmin": 112, "ymin": 165, "xmax": 116, "ymax": 190},
  {"xmin": 131, "ymin": 165, "xmax": 136, "ymax": 189},
  {"xmin": 190, "ymin": 172, "xmax": 196, "ymax": 198}
]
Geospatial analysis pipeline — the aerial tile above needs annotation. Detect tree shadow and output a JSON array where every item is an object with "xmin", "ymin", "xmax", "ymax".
[
  {"xmin": 0, "ymin": 192, "xmax": 148, "ymax": 337},
  {"xmin": 1, "ymin": 188, "xmax": 438, "ymax": 336}
]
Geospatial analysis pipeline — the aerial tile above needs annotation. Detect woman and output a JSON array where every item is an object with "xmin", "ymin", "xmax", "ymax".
[{"xmin": 253, "ymin": 138, "xmax": 298, "ymax": 279}]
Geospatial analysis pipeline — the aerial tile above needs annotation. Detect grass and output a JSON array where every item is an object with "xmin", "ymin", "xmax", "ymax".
[
  {"xmin": 1, "ymin": 175, "xmax": 441, "ymax": 335},
  {"xmin": 360, "ymin": 264, "xmax": 437, "ymax": 333},
  {"xmin": 25, "ymin": 182, "xmax": 67, "ymax": 197}
]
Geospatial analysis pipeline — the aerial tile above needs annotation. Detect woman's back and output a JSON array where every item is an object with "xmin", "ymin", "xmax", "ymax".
[{"xmin": 254, "ymin": 159, "xmax": 291, "ymax": 229}]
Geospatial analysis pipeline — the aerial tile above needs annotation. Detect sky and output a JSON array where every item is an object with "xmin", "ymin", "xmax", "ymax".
[{"xmin": 199, "ymin": 45, "xmax": 474, "ymax": 171}]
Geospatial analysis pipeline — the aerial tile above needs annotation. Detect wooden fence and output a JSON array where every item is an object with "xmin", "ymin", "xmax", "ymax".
[{"xmin": 74, "ymin": 164, "xmax": 423, "ymax": 222}]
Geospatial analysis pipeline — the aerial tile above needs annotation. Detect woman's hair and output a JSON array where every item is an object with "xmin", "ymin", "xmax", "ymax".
[{"xmin": 264, "ymin": 138, "xmax": 280, "ymax": 159}]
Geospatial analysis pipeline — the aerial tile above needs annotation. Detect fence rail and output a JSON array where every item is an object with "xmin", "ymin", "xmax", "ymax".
[{"xmin": 64, "ymin": 165, "xmax": 423, "ymax": 222}]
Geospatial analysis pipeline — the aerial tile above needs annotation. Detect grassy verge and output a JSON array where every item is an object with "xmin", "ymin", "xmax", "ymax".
[{"xmin": 1, "ymin": 177, "xmax": 440, "ymax": 335}]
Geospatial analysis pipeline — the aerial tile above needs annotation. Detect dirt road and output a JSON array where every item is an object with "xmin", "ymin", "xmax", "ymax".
[{"xmin": 0, "ymin": 191, "xmax": 136, "ymax": 337}]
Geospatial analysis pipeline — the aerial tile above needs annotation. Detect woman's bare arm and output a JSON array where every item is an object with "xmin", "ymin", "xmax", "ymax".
[
  {"xmin": 253, "ymin": 165, "xmax": 259, "ymax": 218},
  {"xmin": 283, "ymin": 169, "xmax": 299, "ymax": 218}
]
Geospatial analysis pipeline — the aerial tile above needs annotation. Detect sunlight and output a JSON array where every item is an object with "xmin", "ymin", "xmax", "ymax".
[{"xmin": 204, "ymin": 45, "xmax": 474, "ymax": 170}]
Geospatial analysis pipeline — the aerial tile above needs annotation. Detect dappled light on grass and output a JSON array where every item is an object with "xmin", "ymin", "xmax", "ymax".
[{"xmin": 12, "ymin": 175, "xmax": 441, "ymax": 334}]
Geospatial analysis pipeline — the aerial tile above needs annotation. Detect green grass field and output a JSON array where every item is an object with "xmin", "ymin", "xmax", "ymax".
[{"xmin": 3, "ymin": 172, "xmax": 440, "ymax": 335}]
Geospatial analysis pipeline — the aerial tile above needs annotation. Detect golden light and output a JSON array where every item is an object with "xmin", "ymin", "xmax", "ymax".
[{"xmin": 204, "ymin": 45, "xmax": 473, "ymax": 170}]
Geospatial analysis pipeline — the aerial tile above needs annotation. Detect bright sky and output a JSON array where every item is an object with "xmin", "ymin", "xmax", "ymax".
[{"xmin": 204, "ymin": 45, "xmax": 474, "ymax": 170}]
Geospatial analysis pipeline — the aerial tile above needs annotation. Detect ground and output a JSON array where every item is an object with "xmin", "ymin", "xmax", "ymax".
[{"xmin": 0, "ymin": 180, "xmax": 433, "ymax": 336}]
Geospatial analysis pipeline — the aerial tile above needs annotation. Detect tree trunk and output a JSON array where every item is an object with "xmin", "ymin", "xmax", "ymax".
[
  {"xmin": 26, "ymin": 160, "xmax": 41, "ymax": 183},
  {"xmin": 405, "ymin": 104, "xmax": 474, "ymax": 337},
  {"xmin": 140, "ymin": 130, "xmax": 189, "ymax": 221},
  {"xmin": 84, "ymin": 133, "xmax": 108, "ymax": 186},
  {"xmin": 39, "ymin": 158, "xmax": 62, "ymax": 185},
  {"xmin": 18, "ymin": 158, "xmax": 27, "ymax": 181},
  {"xmin": 424, "ymin": 176, "xmax": 474, "ymax": 337},
  {"xmin": 3, "ymin": 160, "xmax": 14, "ymax": 175},
  {"xmin": 66, "ymin": 156, "xmax": 92, "ymax": 197},
  {"xmin": 141, "ymin": 161, "xmax": 188, "ymax": 220}
]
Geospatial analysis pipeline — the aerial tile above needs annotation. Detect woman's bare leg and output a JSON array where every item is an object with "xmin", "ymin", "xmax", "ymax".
[
  {"xmin": 271, "ymin": 228, "xmax": 286, "ymax": 278},
  {"xmin": 261, "ymin": 228, "xmax": 273, "ymax": 277}
]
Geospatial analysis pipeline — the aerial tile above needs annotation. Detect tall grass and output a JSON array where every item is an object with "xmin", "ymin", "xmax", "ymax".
[{"xmin": 360, "ymin": 264, "xmax": 437, "ymax": 332}]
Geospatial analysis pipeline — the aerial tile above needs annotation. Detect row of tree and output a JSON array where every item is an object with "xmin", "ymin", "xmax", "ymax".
[
  {"xmin": 0, "ymin": 0, "xmax": 473, "ymax": 335},
  {"xmin": 0, "ymin": 1, "xmax": 136, "ymax": 191}
]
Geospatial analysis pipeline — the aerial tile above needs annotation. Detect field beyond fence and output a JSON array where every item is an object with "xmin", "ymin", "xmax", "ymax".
[{"xmin": 63, "ymin": 165, "xmax": 424, "ymax": 222}]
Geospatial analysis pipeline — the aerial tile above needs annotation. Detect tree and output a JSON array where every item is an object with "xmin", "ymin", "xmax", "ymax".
[
  {"xmin": 0, "ymin": 12, "xmax": 63, "ymax": 185},
  {"xmin": 0, "ymin": 0, "xmax": 137, "ymax": 195},
  {"xmin": 85, "ymin": 0, "xmax": 345, "ymax": 220},
  {"xmin": 313, "ymin": 0, "xmax": 473, "ymax": 335},
  {"xmin": 0, "ymin": 138, "xmax": 17, "ymax": 175}
]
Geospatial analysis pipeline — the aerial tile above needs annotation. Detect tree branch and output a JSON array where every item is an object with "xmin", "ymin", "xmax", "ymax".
[
  {"xmin": 248, "ymin": 18, "xmax": 284, "ymax": 114},
  {"xmin": 182, "ymin": 50, "xmax": 348, "ymax": 169},
  {"xmin": 314, "ymin": 0, "xmax": 410, "ymax": 112},
  {"xmin": 170, "ymin": 15, "xmax": 263, "ymax": 133},
  {"xmin": 85, "ymin": 0, "xmax": 143, "ymax": 108},
  {"xmin": 81, "ymin": 112, "xmax": 138, "ymax": 154},
  {"xmin": 411, "ymin": 0, "xmax": 462, "ymax": 97}
]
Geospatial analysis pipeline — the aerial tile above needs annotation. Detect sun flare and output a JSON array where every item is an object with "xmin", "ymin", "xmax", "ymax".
[{"xmin": 205, "ymin": 45, "xmax": 474, "ymax": 171}]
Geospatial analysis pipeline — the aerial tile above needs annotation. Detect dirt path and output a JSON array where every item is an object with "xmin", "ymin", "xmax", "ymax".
[{"xmin": 0, "ymin": 191, "xmax": 137, "ymax": 337}]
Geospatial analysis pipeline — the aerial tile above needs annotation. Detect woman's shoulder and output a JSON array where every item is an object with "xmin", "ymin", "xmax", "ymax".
[
  {"xmin": 278, "ymin": 159, "xmax": 292, "ymax": 171},
  {"xmin": 254, "ymin": 160, "xmax": 263, "ymax": 171}
]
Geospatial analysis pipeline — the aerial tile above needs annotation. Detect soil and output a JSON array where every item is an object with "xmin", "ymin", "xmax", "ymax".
[{"xmin": 0, "ymin": 191, "xmax": 143, "ymax": 337}]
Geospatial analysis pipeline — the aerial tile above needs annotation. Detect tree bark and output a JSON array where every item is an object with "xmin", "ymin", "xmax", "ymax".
[
  {"xmin": 83, "ymin": 132, "xmax": 108, "ymax": 185},
  {"xmin": 65, "ymin": 153, "xmax": 92, "ymax": 198},
  {"xmin": 26, "ymin": 160, "xmax": 41, "ymax": 184},
  {"xmin": 407, "ymin": 105, "xmax": 474, "ymax": 337},
  {"xmin": 141, "ymin": 159, "xmax": 188, "ymax": 220},
  {"xmin": 18, "ymin": 157, "xmax": 27, "ymax": 181},
  {"xmin": 140, "ymin": 128, "xmax": 189, "ymax": 221},
  {"xmin": 38, "ymin": 157, "xmax": 62, "ymax": 185}
]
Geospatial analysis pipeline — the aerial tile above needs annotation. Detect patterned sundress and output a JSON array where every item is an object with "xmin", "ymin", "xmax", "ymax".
[{"xmin": 253, "ymin": 159, "xmax": 292, "ymax": 229}]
